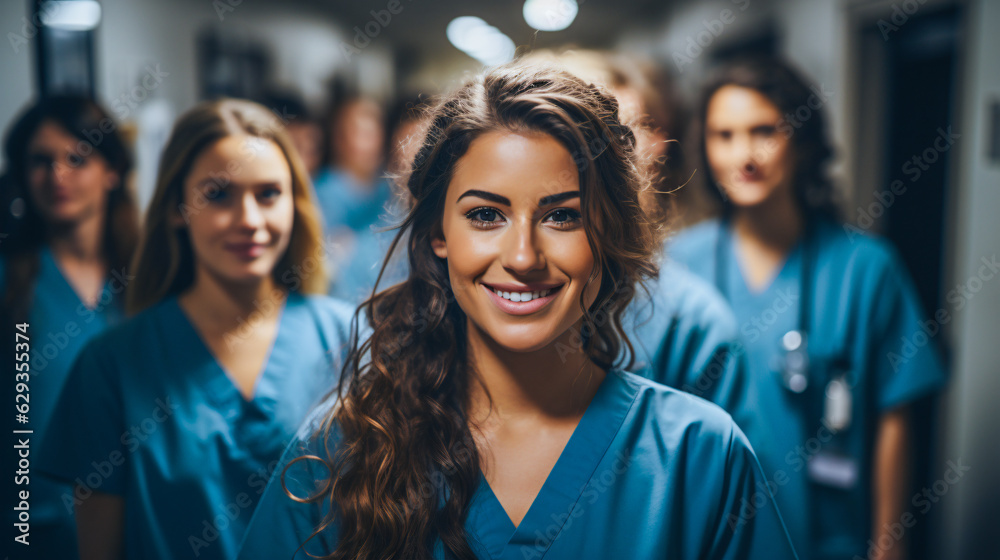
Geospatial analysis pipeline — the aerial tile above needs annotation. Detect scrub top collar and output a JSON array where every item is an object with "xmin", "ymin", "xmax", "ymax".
[
  {"xmin": 166, "ymin": 292, "xmax": 296, "ymax": 409},
  {"xmin": 40, "ymin": 245, "xmax": 121, "ymax": 313},
  {"xmin": 465, "ymin": 369, "xmax": 638, "ymax": 559}
]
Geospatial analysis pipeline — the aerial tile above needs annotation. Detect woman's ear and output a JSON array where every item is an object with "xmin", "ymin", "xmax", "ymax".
[
  {"xmin": 103, "ymin": 170, "xmax": 120, "ymax": 191},
  {"xmin": 431, "ymin": 235, "xmax": 447, "ymax": 259}
]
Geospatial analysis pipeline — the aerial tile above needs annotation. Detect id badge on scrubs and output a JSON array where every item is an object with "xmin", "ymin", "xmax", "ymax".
[{"xmin": 808, "ymin": 450, "xmax": 859, "ymax": 490}]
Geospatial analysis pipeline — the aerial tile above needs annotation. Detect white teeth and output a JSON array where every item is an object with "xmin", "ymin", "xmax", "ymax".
[{"xmin": 489, "ymin": 286, "xmax": 553, "ymax": 302}]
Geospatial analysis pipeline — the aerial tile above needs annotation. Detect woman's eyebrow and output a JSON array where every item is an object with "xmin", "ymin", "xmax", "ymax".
[
  {"xmin": 539, "ymin": 191, "xmax": 580, "ymax": 207},
  {"xmin": 457, "ymin": 189, "xmax": 510, "ymax": 205},
  {"xmin": 456, "ymin": 189, "xmax": 580, "ymax": 207}
]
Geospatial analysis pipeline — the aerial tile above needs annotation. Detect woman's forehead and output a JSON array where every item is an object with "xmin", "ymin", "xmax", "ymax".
[{"xmin": 448, "ymin": 130, "xmax": 580, "ymax": 205}]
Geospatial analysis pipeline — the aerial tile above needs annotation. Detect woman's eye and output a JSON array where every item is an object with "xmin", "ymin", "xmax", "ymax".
[
  {"xmin": 752, "ymin": 126, "xmax": 777, "ymax": 137},
  {"xmin": 545, "ymin": 208, "xmax": 582, "ymax": 228},
  {"xmin": 259, "ymin": 188, "xmax": 281, "ymax": 201},
  {"xmin": 204, "ymin": 187, "xmax": 227, "ymax": 201},
  {"xmin": 67, "ymin": 153, "xmax": 87, "ymax": 167},
  {"xmin": 465, "ymin": 207, "xmax": 504, "ymax": 228}
]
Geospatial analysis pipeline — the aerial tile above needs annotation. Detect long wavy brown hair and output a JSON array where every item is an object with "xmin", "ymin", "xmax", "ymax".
[{"xmin": 291, "ymin": 62, "xmax": 661, "ymax": 559}]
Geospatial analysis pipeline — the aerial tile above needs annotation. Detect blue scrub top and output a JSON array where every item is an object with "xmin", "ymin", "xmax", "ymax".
[
  {"xmin": 312, "ymin": 166, "xmax": 394, "ymax": 233},
  {"xmin": 668, "ymin": 217, "xmax": 948, "ymax": 560},
  {"xmin": 624, "ymin": 260, "xmax": 749, "ymax": 419},
  {"xmin": 37, "ymin": 292, "xmax": 356, "ymax": 560},
  {"xmin": 237, "ymin": 370, "xmax": 798, "ymax": 560},
  {"xmin": 312, "ymin": 166, "xmax": 409, "ymax": 303},
  {"xmin": 326, "ymin": 223, "xmax": 409, "ymax": 304},
  {"xmin": 3, "ymin": 248, "xmax": 125, "ymax": 558}
]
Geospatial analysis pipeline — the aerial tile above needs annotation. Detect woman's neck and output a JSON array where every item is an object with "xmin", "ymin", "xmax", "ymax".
[
  {"xmin": 465, "ymin": 321, "xmax": 606, "ymax": 425},
  {"xmin": 730, "ymin": 190, "xmax": 804, "ymax": 254},
  {"xmin": 48, "ymin": 209, "xmax": 105, "ymax": 264},
  {"xmin": 179, "ymin": 269, "xmax": 287, "ymax": 332}
]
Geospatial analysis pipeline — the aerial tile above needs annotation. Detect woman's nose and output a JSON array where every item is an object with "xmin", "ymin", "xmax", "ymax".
[{"xmin": 500, "ymin": 220, "xmax": 546, "ymax": 273}]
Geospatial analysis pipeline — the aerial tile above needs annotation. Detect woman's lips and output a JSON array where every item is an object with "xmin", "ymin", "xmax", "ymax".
[
  {"xmin": 225, "ymin": 242, "xmax": 266, "ymax": 259},
  {"xmin": 481, "ymin": 283, "xmax": 563, "ymax": 316}
]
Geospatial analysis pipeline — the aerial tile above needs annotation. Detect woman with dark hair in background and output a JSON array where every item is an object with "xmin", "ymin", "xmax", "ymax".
[
  {"xmin": 668, "ymin": 57, "xmax": 947, "ymax": 560},
  {"xmin": 37, "ymin": 99, "xmax": 356, "ymax": 560},
  {"xmin": 237, "ymin": 63, "xmax": 796, "ymax": 560},
  {"xmin": 2, "ymin": 95, "xmax": 139, "ymax": 558}
]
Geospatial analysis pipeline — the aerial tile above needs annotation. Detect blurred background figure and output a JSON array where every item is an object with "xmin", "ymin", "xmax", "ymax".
[
  {"xmin": 257, "ymin": 90, "xmax": 324, "ymax": 178},
  {"xmin": 315, "ymin": 94, "xmax": 391, "ymax": 233},
  {"xmin": 669, "ymin": 56, "xmax": 946, "ymax": 560},
  {"xmin": 1, "ymin": 95, "xmax": 139, "ymax": 558}
]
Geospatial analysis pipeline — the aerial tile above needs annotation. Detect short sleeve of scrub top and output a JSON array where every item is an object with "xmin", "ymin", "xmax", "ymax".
[
  {"xmin": 37, "ymin": 292, "xmax": 357, "ymax": 560},
  {"xmin": 238, "ymin": 370, "xmax": 798, "ymax": 560}
]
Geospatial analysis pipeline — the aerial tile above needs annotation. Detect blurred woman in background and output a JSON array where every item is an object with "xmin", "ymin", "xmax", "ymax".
[
  {"xmin": 38, "ymin": 99, "xmax": 356, "ymax": 560},
  {"xmin": 2, "ymin": 95, "xmax": 139, "ymax": 559},
  {"xmin": 668, "ymin": 56, "xmax": 947, "ymax": 560}
]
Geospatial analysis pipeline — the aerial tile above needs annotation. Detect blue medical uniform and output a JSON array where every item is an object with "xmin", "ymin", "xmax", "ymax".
[
  {"xmin": 237, "ymin": 370, "xmax": 798, "ymax": 560},
  {"xmin": 312, "ymin": 166, "xmax": 407, "ymax": 303},
  {"xmin": 312, "ymin": 166, "xmax": 394, "ymax": 233},
  {"xmin": 624, "ymin": 261, "xmax": 748, "ymax": 417},
  {"xmin": 3, "ymin": 248, "xmax": 126, "ymax": 558},
  {"xmin": 37, "ymin": 292, "xmax": 356, "ymax": 560},
  {"xmin": 668, "ymin": 217, "xmax": 947, "ymax": 560}
]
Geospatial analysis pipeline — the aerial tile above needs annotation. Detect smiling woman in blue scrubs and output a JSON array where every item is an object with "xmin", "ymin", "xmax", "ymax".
[
  {"xmin": 668, "ymin": 57, "xmax": 947, "ymax": 560},
  {"xmin": 236, "ymin": 64, "xmax": 796, "ymax": 560},
  {"xmin": 1, "ymin": 96, "xmax": 139, "ymax": 558},
  {"xmin": 37, "ymin": 99, "xmax": 356, "ymax": 560}
]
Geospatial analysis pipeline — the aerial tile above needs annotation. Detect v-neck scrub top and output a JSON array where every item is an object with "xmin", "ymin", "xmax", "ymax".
[
  {"xmin": 2, "ymin": 248, "xmax": 125, "ymax": 558},
  {"xmin": 37, "ymin": 292, "xmax": 356, "ymax": 560},
  {"xmin": 667, "ymin": 217, "xmax": 947, "ymax": 560},
  {"xmin": 237, "ymin": 370, "xmax": 799, "ymax": 560}
]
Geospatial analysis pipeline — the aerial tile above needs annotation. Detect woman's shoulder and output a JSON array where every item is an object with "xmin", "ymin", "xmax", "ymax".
[
  {"xmin": 616, "ymin": 370, "xmax": 740, "ymax": 444},
  {"xmin": 814, "ymin": 218, "xmax": 914, "ymax": 291}
]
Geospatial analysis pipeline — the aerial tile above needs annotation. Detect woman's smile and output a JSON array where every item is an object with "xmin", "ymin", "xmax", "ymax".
[{"xmin": 481, "ymin": 282, "xmax": 564, "ymax": 315}]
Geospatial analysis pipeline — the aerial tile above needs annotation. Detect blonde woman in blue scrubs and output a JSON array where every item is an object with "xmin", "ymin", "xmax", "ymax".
[
  {"xmin": 668, "ymin": 57, "xmax": 947, "ymax": 560},
  {"xmin": 237, "ymin": 64, "xmax": 797, "ymax": 560},
  {"xmin": 38, "ymin": 99, "xmax": 356, "ymax": 560}
]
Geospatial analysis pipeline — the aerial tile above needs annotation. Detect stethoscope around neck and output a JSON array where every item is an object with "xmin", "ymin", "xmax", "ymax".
[{"xmin": 713, "ymin": 212, "xmax": 815, "ymax": 395}]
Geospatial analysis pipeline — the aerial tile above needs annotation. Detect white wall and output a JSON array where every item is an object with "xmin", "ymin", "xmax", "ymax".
[{"xmin": 940, "ymin": 0, "xmax": 1000, "ymax": 557}]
